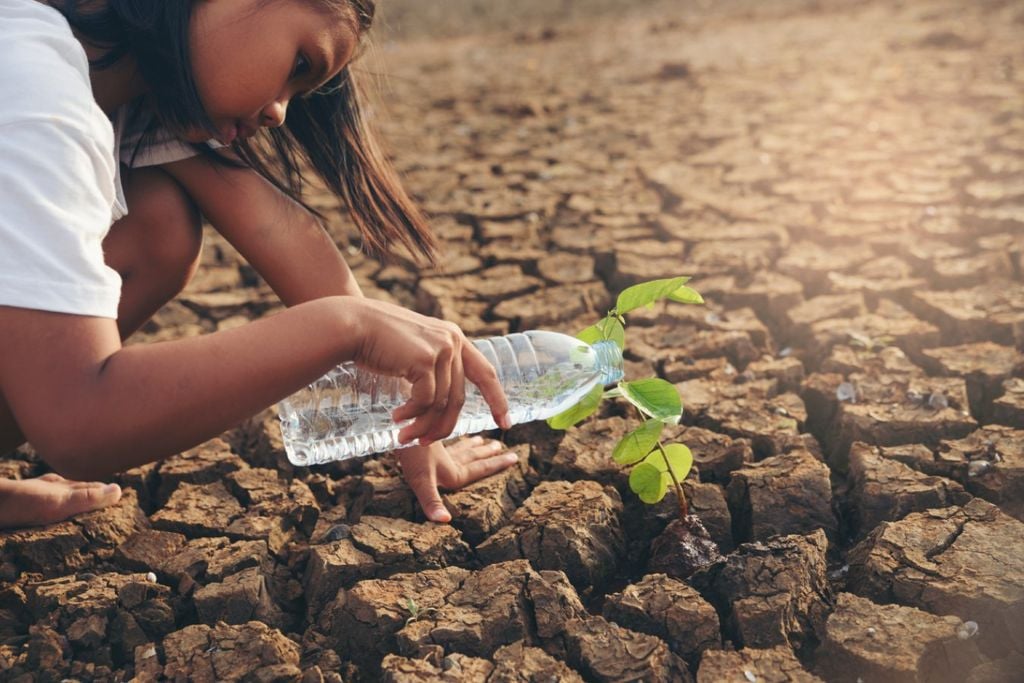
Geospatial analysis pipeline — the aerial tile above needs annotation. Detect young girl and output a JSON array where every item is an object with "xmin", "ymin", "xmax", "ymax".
[{"xmin": 0, "ymin": 0, "xmax": 517, "ymax": 529}]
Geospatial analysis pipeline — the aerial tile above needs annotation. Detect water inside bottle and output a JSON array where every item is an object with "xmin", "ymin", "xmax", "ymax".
[{"xmin": 279, "ymin": 336, "xmax": 624, "ymax": 466}]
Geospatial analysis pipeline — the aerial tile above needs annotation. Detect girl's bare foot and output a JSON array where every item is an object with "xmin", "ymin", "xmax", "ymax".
[{"xmin": 0, "ymin": 474, "xmax": 122, "ymax": 529}]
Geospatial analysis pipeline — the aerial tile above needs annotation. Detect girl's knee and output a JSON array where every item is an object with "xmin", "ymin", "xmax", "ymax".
[{"xmin": 120, "ymin": 168, "xmax": 203, "ymax": 278}]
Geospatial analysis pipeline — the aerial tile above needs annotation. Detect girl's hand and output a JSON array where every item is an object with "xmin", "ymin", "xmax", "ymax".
[
  {"xmin": 398, "ymin": 438, "xmax": 520, "ymax": 523},
  {"xmin": 344, "ymin": 297, "xmax": 511, "ymax": 445}
]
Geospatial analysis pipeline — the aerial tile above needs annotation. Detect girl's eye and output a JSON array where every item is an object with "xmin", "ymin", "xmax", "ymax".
[{"xmin": 292, "ymin": 53, "xmax": 312, "ymax": 79}]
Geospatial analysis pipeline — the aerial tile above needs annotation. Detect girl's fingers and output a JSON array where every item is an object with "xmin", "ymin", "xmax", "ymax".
[
  {"xmin": 451, "ymin": 448, "xmax": 519, "ymax": 486},
  {"xmin": 39, "ymin": 473, "xmax": 65, "ymax": 483},
  {"xmin": 420, "ymin": 344, "xmax": 456, "ymax": 445},
  {"xmin": 424, "ymin": 355, "xmax": 465, "ymax": 445},
  {"xmin": 401, "ymin": 459, "xmax": 452, "ymax": 524},
  {"xmin": 360, "ymin": 310, "xmax": 501, "ymax": 444},
  {"xmin": 446, "ymin": 435, "xmax": 497, "ymax": 459},
  {"xmin": 392, "ymin": 365, "xmax": 436, "ymax": 424},
  {"xmin": 395, "ymin": 365, "xmax": 447, "ymax": 445},
  {"xmin": 461, "ymin": 344, "xmax": 511, "ymax": 429},
  {"xmin": 395, "ymin": 410, "xmax": 429, "ymax": 445}
]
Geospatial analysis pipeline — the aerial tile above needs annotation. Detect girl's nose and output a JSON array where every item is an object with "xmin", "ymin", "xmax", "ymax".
[{"xmin": 261, "ymin": 99, "xmax": 288, "ymax": 128}]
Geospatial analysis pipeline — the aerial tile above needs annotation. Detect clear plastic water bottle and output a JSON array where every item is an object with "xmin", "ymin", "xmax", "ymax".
[{"xmin": 278, "ymin": 330, "xmax": 624, "ymax": 466}]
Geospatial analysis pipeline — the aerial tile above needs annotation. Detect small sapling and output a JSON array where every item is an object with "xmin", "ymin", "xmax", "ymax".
[{"xmin": 546, "ymin": 276, "xmax": 704, "ymax": 519}]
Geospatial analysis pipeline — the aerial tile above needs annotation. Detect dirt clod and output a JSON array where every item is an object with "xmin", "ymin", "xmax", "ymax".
[
  {"xmin": 847, "ymin": 499, "xmax": 1024, "ymax": 657},
  {"xmin": 814, "ymin": 592, "xmax": 983, "ymax": 682},
  {"xmin": 696, "ymin": 645, "xmax": 822, "ymax": 683},
  {"xmin": 476, "ymin": 480, "xmax": 624, "ymax": 589},
  {"xmin": 847, "ymin": 442, "xmax": 971, "ymax": 539},
  {"xmin": 602, "ymin": 573, "xmax": 720, "ymax": 667},
  {"xmin": 327, "ymin": 566, "xmax": 471, "ymax": 669},
  {"xmin": 727, "ymin": 450, "xmax": 836, "ymax": 543},
  {"xmin": 161, "ymin": 620, "xmax": 301, "ymax": 682},
  {"xmin": 647, "ymin": 515, "xmax": 724, "ymax": 580},
  {"xmin": 691, "ymin": 530, "xmax": 831, "ymax": 652},
  {"xmin": 193, "ymin": 566, "xmax": 287, "ymax": 629},
  {"xmin": 393, "ymin": 561, "xmax": 584, "ymax": 660},
  {"xmin": 561, "ymin": 616, "xmax": 692, "ymax": 682}
]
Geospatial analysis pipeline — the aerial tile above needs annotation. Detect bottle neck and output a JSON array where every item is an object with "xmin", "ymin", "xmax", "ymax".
[{"xmin": 592, "ymin": 340, "xmax": 625, "ymax": 386}]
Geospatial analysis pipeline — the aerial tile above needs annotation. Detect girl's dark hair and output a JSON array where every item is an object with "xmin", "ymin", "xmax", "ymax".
[{"xmin": 58, "ymin": 0, "xmax": 436, "ymax": 263}]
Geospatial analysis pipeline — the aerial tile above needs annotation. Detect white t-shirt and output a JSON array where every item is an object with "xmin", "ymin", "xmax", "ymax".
[{"xmin": 0, "ymin": 0, "xmax": 200, "ymax": 319}]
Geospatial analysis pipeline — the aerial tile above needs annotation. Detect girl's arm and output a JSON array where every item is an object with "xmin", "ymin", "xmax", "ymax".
[
  {"xmin": 163, "ymin": 158, "xmax": 520, "ymax": 522},
  {"xmin": 162, "ymin": 155, "xmax": 364, "ymax": 304},
  {"xmin": 0, "ymin": 297, "xmax": 509, "ymax": 481}
]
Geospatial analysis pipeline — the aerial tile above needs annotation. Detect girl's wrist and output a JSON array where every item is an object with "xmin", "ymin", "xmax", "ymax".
[{"xmin": 327, "ymin": 294, "xmax": 369, "ymax": 363}]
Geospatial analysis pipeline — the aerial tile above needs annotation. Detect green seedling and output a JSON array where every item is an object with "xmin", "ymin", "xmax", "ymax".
[
  {"xmin": 547, "ymin": 276, "xmax": 704, "ymax": 519},
  {"xmin": 400, "ymin": 596, "xmax": 438, "ymax": 625}
]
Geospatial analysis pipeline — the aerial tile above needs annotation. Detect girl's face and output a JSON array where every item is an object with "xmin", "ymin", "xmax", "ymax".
[{"xmin": 187, "ymin": 0, "xmax": 358, "ymax": 144}]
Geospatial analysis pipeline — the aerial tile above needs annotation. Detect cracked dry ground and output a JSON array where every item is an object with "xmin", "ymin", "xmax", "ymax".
[{"xmin": 3, "ymin": 0, "xmax": 1024, "ymax": 680}]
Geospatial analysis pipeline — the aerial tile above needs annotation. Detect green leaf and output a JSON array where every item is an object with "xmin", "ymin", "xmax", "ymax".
[
  {"xmin": 577, "ymin": 317, "xmax": 625, "ymax": 350},
  {"xmin": 619, "ymin": 378, "xmax": 682, "ymax": 421},
  {"xmin": 652, "ymin": 443, "xmax": 693, "ymax": 482},
  {"xmin": 613, "ymin": 420, "xmax": 663, "ymax": 465},
  {"xmin": 629, "ymin": 461, "xmax": 668, "ymax": 504},
  {"xmin": 615, "ymin": 277, "xmax": 691, "ymax": 315},
  {"xmin": 602, "ymin": 317, "xmax": 626, "ymax": 349},
  {"xmin": 576, "ymin": 323, "xmax": 603, "ymax": 346},
  {"xmin": 602, "ymin": 387, "xmax": 624, "ymax": 400},
  {"xmin": 546, "ymin": 384, "xmax": 604, "ymax": 430},
  {"xmin": 666, "ymin": 286, "xmax": 704, "ymax": 305}
]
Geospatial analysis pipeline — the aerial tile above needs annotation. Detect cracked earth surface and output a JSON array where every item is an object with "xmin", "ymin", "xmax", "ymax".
[{"xmin": 2, "ymin": 0, "xmax": 1023, "ymax": 680}]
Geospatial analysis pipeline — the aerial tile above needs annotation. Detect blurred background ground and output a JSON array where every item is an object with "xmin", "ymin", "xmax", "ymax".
[
  {"xmin": 373, "ymin": 0, "xmax": 863, "ymax": 41},
  {"xmin": 375, "ymin": 0, "xmax": 686, "ymax": 40}
]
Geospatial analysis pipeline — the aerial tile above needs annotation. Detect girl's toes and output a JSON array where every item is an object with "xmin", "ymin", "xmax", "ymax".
[
  {"xmin": 62, "ymin": 482, "xmax": 121, "ymax": 517},
  {"xmin": 70, "ymin": 479, "xmax": 113, "ymax": 489}
]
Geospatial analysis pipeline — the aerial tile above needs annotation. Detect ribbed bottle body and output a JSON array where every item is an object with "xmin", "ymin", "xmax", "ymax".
[{"xmin": 278, "ymin": 330, "xmax": 623, "ymax": 466}]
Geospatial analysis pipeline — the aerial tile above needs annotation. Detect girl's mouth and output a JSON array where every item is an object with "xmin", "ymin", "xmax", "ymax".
[
  {"xmin": 238, "ymin": 123, "xmax": 259, "ymax": 140},
  {"xmin": 217, "ymin": 123, "xmax": 238, "ymax": 145}
]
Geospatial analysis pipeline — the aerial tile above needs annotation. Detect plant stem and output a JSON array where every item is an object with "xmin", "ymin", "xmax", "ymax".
[
  {"xmin": 632, "ymin": 405, "xmax": 689, "ymax": 521},
  {"xmin": 655, "ymin": 440, "xmax": 689, "ymax": 520}
]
